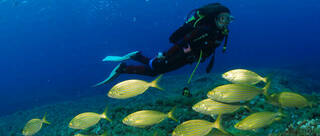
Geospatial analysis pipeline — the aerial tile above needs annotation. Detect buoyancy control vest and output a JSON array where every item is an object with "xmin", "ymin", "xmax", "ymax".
[
  {"xmin": 169, "ymin": 3, "xmax": 231, "ymax": 73},
  {"xmin": 169, "ymin": 3, "xmax": 230, "ymax": 52}
]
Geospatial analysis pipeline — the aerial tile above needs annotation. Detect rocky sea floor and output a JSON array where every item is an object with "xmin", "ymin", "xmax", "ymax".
[{"xmin": 1, "ymin": 68, "xmax": 320, "ymax": 136}]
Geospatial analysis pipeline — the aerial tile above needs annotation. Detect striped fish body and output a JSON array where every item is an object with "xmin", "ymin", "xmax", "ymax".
[
  {"xmin": 172, "ymin": 120, "xmax": 214, "ymax": 136},
  {"xmin": 207, "ymin": 84, "xmax": 263, "ymax": 103},
  {"xmin": 22, "ymin": 119, "xmax": 43, "ymax": 136},
  {"xmin": 193, "ymin": 98, "xmax": 242, "ymax": 115},
  {"xmin": 234, "ymin": 111, "xmax": 281, "ymax": 130},
  {"xmin": 122, "ymin": 110, "xmax": 168, "ymax": 128},
  {"xmin": 271, "ymin": 92, "xmax": 310, "ymax": 108},
  {"xmin": 222, "ymin": 69, "xmax": 266, "ymax": 85},
  {"xmin": 108, "ymin": 80, "xmax": 150, "ymax": 99},
  {"xmin": 69, "ymin": 112, "xmax": 102, "ymax": 129}
]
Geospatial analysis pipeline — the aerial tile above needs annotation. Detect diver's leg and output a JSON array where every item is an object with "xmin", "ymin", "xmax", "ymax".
[
  {"xmin": 94, "ymin": 55, "xmax": 189, "ymax": 87},
  {"xmin": 131, "ymin": 45, "xmax": 183, "ymax": 65},
  {"xmin": 130, "ymin": 52, "xmax": 150, "ymax": 65},
  {"xmin": 151, "ymin": 45, "xmax": 190, "ymax": 74},
  {"xmin": 118, "ymin": 63, "xmax": 158, "ymax": 76},
  {"xmin": 164, "ymin": 45, "xmax": 183, "ymax": 57}
]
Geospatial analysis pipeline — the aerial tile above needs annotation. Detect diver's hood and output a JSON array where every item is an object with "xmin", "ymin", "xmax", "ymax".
[
  {"xmin": 196, "ymin": 3, "xmax": 231, "ymax": 25},
  {"xmin": 198, "ymin": 3, "xmax": 231, "ymax": 18}
]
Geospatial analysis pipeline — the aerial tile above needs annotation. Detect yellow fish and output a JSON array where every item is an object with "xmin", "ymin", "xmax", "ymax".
[
  {"xmin": 192, "ymin": 98, "xmax": 251, "ymax": 116},
  {"xmin": 108, "ymin": 75, "xmax": 163, "ymax": 99},
  {"xmin": 207, "ymin": 82, "xmax": 270, "ymax": 103},
  {"xmin": 69, "ymin": 106, "xmax": 111, "ymax": 130},
  {"xmin": 222, "ymin": 69, "xmax": 268, "ymax": 85},
  {"xmin": 122, "ymin": 107, "xmax": 177, "ymax": 128},
  {"xmin": 172, "ymin": 114, "xmax": 228, "ymax": 136},
  {"xmin": 267, "ymin": 91, "xmax": 312, "ymax": 108},
  {"xmin": 234, "ymin": 111, "xmax": 285, "ymax": 131},
  {"xmin": 22, "ymin": 113, "xmax": 50, "ymax": 136}
]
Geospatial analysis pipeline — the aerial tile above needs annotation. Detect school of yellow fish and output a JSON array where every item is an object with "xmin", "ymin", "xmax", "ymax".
[{"xmin": 21, "ymin": 69, "xmax": 313, "ymax": 136}]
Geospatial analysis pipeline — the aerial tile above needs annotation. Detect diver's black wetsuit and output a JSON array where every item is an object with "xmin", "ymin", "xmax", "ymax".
[{"xmin": 118, "ymin": 23, "xmax": 227, "ymax": 76}]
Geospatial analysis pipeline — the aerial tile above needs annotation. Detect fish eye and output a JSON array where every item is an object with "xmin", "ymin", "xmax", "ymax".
[
  {"xmin": 212, "ymin": 91, "xmax": 218, "ymax": 96},
  {"xmin": 200, "ymin": 104, "xmax": 206, "ymax": 108},
  {"xmin": 109, "ymin": 91, "xmax": 117, "ymax": 96},
  {"xmin": 201, "ymin": 104, "xmax": 208, "ymax": 110}
]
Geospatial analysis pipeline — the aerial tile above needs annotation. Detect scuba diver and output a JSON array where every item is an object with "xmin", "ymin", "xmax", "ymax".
[{"xmin": 95, "ymin": 3, "xmax": 234, "ymax": 94}]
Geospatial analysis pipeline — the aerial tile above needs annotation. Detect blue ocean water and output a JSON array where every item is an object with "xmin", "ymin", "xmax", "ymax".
[{"xmin": 0, "ymin": 0, "xmax": 319, "ymax": 118}]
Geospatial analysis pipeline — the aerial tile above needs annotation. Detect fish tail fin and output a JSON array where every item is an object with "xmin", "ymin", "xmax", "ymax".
[
  {"xmin": 213, "ymin": 114, "xmax": 229, "ymax": 135},
  {"xmin": 150, "ymin": 74, "xmax": 164, "ymax": 90},
  {"xmin": 262, "ymin": 77, "xmax": 267, "ymax": 83},
  {"xmin": 277, "ymin": 108, "xmax": 287, "ymax": 118},
  {"xmin": 102, "ymin": 106, "xmax": 112, "ymax": 122},
  {"xmin": 168, "ymin": 106, "xmax": 178, "ymax": 122},
  {"xmin": 263, "ymin": 73, "xmax": 273, "ymax": 83},
  {"xmin": 262, "ymin": 80, "xmax": 271, "ymax": 96},
  {"xmin": 243, "ymin": 105, "xmax": 252, "ymax": 112},
  {"xmin": 262, "ymin": 73, "xmax": 274, "ymax": 100},
  {"xmin": 42, "ymin": 112, "xmax": 50, "ymax": 125}
]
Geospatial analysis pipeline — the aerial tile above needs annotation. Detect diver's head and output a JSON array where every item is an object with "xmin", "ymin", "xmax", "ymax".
[
  {"xmin": 196, "ymin": 3, "xmax": 233, "ymax": 29},
  {"xmin": 215, "ymin": 12, "xmax": 234, "ymax": 30}
]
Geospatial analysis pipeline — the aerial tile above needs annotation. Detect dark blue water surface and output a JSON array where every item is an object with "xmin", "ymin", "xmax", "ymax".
[{"xmin": 0, "ymin": 0, "xmax": 319, "ymax": 116}]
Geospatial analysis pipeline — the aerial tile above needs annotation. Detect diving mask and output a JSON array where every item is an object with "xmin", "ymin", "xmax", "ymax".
[{"xmin": 217, "ymin": 13, "xmax": 234, "ymax": 25}]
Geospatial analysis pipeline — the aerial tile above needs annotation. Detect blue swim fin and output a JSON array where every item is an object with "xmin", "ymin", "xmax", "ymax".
[
  {"xmin": 102, "ymin": 51, "xmax": 139, "ymax": 62},
  {"xmin": 93, "ymin": 63, "xmax": 122, "ymax": 87}
]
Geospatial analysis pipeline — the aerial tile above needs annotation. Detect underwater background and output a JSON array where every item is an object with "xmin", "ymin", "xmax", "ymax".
[{"xmin": 0, "ymin": 0, "xmax": 320, "ymax": 135}]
